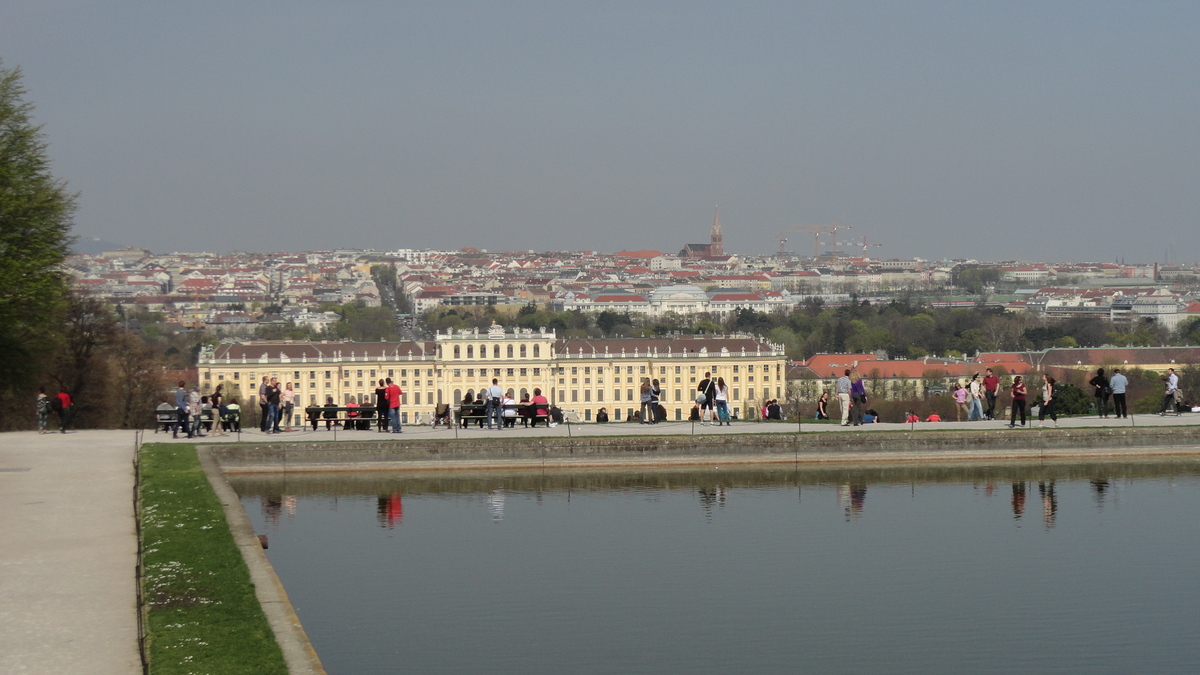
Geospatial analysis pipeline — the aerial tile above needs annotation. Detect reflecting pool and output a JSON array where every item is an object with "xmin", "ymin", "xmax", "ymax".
[{"xmin": 234, "ymin": 460, "xmax": 1200, "ymax": 674}]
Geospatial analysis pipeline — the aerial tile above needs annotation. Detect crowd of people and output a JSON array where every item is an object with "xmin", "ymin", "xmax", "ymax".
[{"xmin": 55, "ymin": 364, "xmax": 1192, "ymax": 437}]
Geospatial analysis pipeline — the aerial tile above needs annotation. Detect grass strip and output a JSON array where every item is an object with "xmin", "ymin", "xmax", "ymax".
[{"xmin": 138, "ymin": 442, "xmax": 288, "ymax": 675}]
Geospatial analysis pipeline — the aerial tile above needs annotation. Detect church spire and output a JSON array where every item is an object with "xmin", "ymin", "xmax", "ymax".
[{"xmin": 710, "ymin": 205, "xmax": 723, "ymax": 257}]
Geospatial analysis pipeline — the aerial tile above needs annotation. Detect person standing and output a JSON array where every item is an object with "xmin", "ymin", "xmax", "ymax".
[
  {"xmin": 280, "ymin": 382, "xmax": 295, "ymax": 432},
  {"xmin": 952, "ymin": 383, "xmax": 969, "ymax": 422},
  {"xmin": 386, "ymin": 377, "xmax": 403, "ymax": 433},
  {"xmin": 982, "ymin": 369, "xmax": 1000, "ymax": 420},
  {"xmin": 36, "ymin": 387, "xmax": 51, "ymax": 434},
  {"xmin": 1110, "ymin": 368, "xmax": 1129, "ymax": 419},
  {"xmin": 265, "ymin": 378, "xmax": 282, "ymax": 433},
  {"xmin": 188, "ymin": 386, "xmax": 205, "ymax": 437},
  {"xmin": 210, "ymin": 384, "xmax": 226, "ymax": 437},
  {"xmin": 1088, "ymin": 368, "xmax": 1111, "ymax": 419},
  {"xmin": 967, "ymin": 373, "xmax": 984, "ymax": 421},
  {"xmin": 258, "ymin": 375, "xmax": 271, "ymax": 432},
  {"xmin": 850, "ymin": 371, "xmax": 867, "ymax": 426},
  {"xmin": 485, "ymin": 378, "xmax": 504, "ymax": 430},
  {"xmin": 650, "ymin": 378, "xmax": 662, "ymax": 424},
  {"xmin": 697, "ymin": 372, "xmax": 716, "ymax": 425},
  {"xmin": 1160, "ymin": 368, "xmax": 1179, "ymax": 416},
  {"xmin": 835, "ymin": 369, "xmax": 852, "ymax": 427},
  {"xmin": 1038, "ymin": 375, "xmax": 1058, "ymax": 428},
  {"xmin": 173, "ymin": 381, "xmax": 191, "ymax": 439},
  {"xmin": 1008, "ymin": 375, "xmax": 1027, "ymax": 428},
  {"xmin": 639, "ymin": 378, "xmax": 654, "ymax": 424},
  {"xmin": 714, "ymin": 377, "xmax": 731, "ymax": 426},
  {"xmin": 374, "ymin": 379, "xmax": 389, "ymax": 432}
]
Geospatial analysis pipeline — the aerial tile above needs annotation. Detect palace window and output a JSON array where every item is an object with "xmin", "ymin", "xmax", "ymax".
[
  {"xmin": 507, "ymin": 345, "xmax": 513, "ymax": 358},
  {"xmin": 454, "ymin": 346, "xmax": 461, "ymax": 358}
]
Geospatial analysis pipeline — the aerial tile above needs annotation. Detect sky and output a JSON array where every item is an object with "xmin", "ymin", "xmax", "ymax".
[{"xmin": 3, "ymin": 1, "xmax": 1199, "ymax": 262}]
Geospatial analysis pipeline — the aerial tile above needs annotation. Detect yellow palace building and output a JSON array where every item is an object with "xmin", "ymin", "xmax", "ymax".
[{"xmin": 197, "ymin": 324, "xmax": 788, "ymax": 424}]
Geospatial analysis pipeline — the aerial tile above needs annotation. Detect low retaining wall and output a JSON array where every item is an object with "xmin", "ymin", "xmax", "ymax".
[{"xmin": 209, "ymin": 426, "xmax": 1200, "ymax": 473}]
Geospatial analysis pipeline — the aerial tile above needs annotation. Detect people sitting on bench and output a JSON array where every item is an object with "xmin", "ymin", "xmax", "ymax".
[
  {"xmin": 530, "ymin": 388, "xmax": 549, "ymax": 427},
  {"xmin": 221, "ymin": 399, "xmax": 241, "ymax": 433},
  {"xmin": 321, "ymin": 396, "xmax": 338, "ymax": 430}
]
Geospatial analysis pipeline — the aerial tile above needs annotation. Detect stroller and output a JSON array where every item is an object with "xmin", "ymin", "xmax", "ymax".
[{"xmin": 431, "ymin": 402, "xmax": 452, "ymax": 428}]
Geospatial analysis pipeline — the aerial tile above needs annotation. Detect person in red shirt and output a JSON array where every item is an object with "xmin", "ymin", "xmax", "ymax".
[
  {"xmin": 905, "ymin": 412, "xmax": 920, "ymax": 423},
  {"xmin": 926, "ymin": 412, "xmax": 941, "ymax": 422},
  {"xmin": 530, "ymin": 387, "xmax": 549, "ymax": 427},
  {"xmin": 385, "ymin": 377, "xmax": 403, "ymax": 433},
  {"xmin": 982, "ymin": 368, "xmax": 1001, "ymax": 420},
  {"xmin": 55, "ymin": 387, "xmax": 72, "ymax": 433}
]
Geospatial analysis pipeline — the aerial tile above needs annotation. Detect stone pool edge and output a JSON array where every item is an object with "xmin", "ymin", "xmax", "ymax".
[
  {"xmin": 196, "ymin": 447, "xmax": 326, "ymax": 675},
  {"xmin": 208, "ymin": 426, "xmax": 1200, "ymax": 474}
]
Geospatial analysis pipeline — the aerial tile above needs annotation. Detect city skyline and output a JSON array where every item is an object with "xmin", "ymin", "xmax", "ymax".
[{"xmin": 6, "ymin": 2, "xmax": 1199, "ymax": 261}]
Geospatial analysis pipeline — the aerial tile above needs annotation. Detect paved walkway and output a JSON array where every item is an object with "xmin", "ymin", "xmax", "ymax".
[
  {"xmin": 152, "ymin": 410, "xmax": 1200, "ymax": 443},
  {"xmin": 1, "ymin": 413, "xmax": 1196, "ymax": 673},
  {"xmin": 0, "ymin": 430, "xmax": 141, "ymax": 675}
]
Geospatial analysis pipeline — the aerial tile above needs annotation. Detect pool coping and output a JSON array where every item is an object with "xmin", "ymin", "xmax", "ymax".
[{"xmin": 196, "ymin": 447, "xmax": 326, "ymax": 675}]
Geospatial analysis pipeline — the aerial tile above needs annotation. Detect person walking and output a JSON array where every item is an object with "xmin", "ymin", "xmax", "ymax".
[
  {"xmin": 697, "ymin": 372, "xmax": 716, "ymax": 425},
  {"xmin": 714, "ymin": 377, "xmax": 731, "ymax": 425},
  {"xmin": 967, "ymin": 373, "xmax": 985, "ymax": 421},
  {"xmin": 386, "ymin": 377, "xmax": 403, "ymax": 433},
  {"xmin": 1008, "ymin": 375, "xmax": 1027, "ymax": 427},
  {"xmin": 1038, "ymin": 375, "xmax": 1058, "ymax": 428},
  {"xmin": 54, "ymin": 386, "xmax": 72, "ymax": 433},
  {"xmin": 485, "ymin": 378, "xmax": 504, "ymax": 429},
  {"xmin": 1110, "ymin": 368, "xmax": 1129, "ymax": 418},
  {"xmin": 835, "ymin": 369, "xmax": 852, "ymax": 427},
  {"xmin": 983, "ymin": 369, "xmax": 1000, "ymax": 420},
  {"xmin": 36, "ymin": 387, "xmax": 51, "ymax": 434},
  {"xmin": 850, "ymin": 371, "xmax": 867, "ymax": 426},
  {"xmin": 1160, "ymin": 368, "xmax": 1179, "ymax": 416},
  {"xmin": 1088, "ymin": 368, "xmax": 1111, "ymax": 419}
]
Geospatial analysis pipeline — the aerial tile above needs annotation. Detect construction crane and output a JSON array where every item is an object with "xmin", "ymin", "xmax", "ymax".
[
  {"xmin": 783, "ymin": 223, "xmax": 835, "ymax": 259},
  {"xmin": 827, "ymin": 221, "xmax": 852, "ymax": 260},
  {"xmin": 770, "ymin": 233, "xmax": 789, "ymax": 255},
  {"xmin": 858, "ymin": 235, "xmax": 882, "ymax": 258}
]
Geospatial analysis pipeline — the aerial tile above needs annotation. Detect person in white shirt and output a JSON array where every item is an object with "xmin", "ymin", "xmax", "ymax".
[
  {"xmin": 1161, "ymin": 368, "xmax": 1180, "ymax": 416},
  {"xmin": 500, "ymin": 393, "xmax": 517, "ymax": 428}
]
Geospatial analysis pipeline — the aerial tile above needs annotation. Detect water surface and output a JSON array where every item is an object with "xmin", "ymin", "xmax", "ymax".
[{"xmin": 235, "ymin": 461, "xmax": 1200, "ymax": 674}]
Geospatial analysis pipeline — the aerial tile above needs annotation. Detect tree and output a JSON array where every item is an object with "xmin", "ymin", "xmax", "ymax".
[{"xmin": 0, "ymin": 61, "xmax": 76, "ymax": 397}]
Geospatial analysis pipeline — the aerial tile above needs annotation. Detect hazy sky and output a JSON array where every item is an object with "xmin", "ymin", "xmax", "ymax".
[{"xmin": 4, "ymin": 1, "xmax": 1198, "ymax": 261}]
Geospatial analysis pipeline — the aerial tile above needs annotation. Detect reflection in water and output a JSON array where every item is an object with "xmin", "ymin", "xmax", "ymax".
[
  {"xmin": 837, "ymin": 484, "xmax": 868, "ymax": 520},
  {"xmin": 376, "ymin": 493, "xmax": 403, "ymax": 528},
  {"xmin": 1011, "ymin": 482, "xmax": 1027, "ymax": 520},
  {"xmin": 488, "ymin": 490, "xmax": 505, "ymax": 523},
  {"xmin": 234, "ymin": 460, "xmax": 1200, "ymax": 532},
  {"xmin": 697, "ymin": 485, "xmax": 728, "ymax": 520},
  {"xmin": 1039, "ymin": 480, "xmax": 1058, "ymax": 529}
]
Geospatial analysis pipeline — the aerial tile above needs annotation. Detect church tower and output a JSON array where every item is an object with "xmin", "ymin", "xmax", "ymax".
[{"xmin": 709, "ymin": 205, "xmax": 723, "ymax": 257}]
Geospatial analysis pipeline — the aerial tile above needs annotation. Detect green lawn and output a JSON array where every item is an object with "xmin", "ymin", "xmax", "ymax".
[{"xmin": 138, "ymin": 443, "xmax": 287, "ymax": 674}]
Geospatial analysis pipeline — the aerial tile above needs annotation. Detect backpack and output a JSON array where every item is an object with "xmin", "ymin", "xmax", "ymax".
[{"xmin": 50, "ymin": 395, "xmax": 63, "ymax": 412}]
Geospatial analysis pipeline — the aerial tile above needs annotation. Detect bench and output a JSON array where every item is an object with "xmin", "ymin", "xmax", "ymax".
[
  {"xmin": 455, "ymin": 403, "xmax": 551, "ymax": 427},
  {"xmin": 152, "ymin": 408, "xmax": 238, "ymax": 433},
  {"xmin": 304, "ymin": 406, "xmax": 378, "ymax": 431}
]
